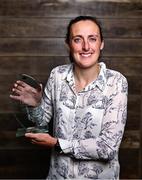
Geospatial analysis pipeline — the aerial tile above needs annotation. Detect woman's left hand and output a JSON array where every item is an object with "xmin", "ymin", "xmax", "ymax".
[{"xmin": 25, "ymin": 133, "xmax": 57, "ymax": 148}]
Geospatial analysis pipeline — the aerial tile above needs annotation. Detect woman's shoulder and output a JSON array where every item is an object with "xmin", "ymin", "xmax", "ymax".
[
  {"xmin": 100, "ymin": 62, "xmax": 128, "ymax": 84},
  {"xmin": 106, "ymin": 68, "xmax": 127, "ymax": 83},
  {"xmin": 50, "ymin": 64, "xmax": 72, "ymax": 78},
  {"xmin": 105, "ymin": 67, "xmax": 128, "ymax": 93},
  {"xmin": 53, "ymin": 64, "xmax": 71, "ymax": 73}
]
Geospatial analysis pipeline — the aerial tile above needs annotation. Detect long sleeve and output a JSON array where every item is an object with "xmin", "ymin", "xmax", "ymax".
[
  {"xmin": 27, "ymin": 70, "xmax": 55, "ymax": 127},
  {"xmin": 58, "ymin": 74, "xmax": 128, "ymax": 161}
]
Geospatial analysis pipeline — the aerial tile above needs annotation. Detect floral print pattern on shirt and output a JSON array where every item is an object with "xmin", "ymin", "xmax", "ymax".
[{"xmin": 28, "ymin": 62, "xmax": 128, "ymax": 179}]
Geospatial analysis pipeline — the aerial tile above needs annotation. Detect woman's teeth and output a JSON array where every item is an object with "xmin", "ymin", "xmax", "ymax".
[{"xmin": 81, "ymin": 53, "xmax": 92, "ymax": 57}]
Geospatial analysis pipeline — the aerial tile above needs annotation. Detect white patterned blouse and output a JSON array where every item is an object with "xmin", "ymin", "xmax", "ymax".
[{"xmin": 28, "ymin": 62, "xmax": 128, "ymax": 179}]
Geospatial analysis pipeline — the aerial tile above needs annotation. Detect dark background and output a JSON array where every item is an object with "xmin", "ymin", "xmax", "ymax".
[{"xmin": 0, "ymin": 0, "xmax": 142, "ymax": 179}]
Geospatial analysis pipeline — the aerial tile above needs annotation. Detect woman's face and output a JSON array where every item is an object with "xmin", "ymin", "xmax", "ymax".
[{"xmin": 68, "ymin": 20, "xmax": 104, "ymax": 69}]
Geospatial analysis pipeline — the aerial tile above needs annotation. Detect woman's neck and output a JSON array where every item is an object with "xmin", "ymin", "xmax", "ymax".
[{"xmin": 73, "ymin": 63, "xmax": 100, "ymax": 92}]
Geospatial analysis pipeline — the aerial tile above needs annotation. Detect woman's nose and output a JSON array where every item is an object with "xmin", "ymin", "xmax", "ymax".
[{"xmin": 82, "ymin": 40, "xmax": 90, "ymax": 51}]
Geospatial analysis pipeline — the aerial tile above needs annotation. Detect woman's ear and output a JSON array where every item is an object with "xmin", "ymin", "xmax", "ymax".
[{"xmin": 100, "ymin": 41, "xmax": 104, "ymax": 50}]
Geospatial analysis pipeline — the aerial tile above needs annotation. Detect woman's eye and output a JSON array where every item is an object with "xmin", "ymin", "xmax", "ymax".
[
  {"xmin": 73, "ymin": 38, "xmax": 82, "ymax": 43},
  {"xmin": 89, "ymin": 37, "xmax": 96, "ymax": 42}
]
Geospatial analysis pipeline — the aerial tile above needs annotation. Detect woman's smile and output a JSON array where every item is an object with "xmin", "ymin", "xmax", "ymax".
[{"xmin": 80, "ymin": 52, "xmax": 93, "ymax": 58}]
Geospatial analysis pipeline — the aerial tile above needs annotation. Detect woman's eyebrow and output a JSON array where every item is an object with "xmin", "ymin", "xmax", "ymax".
[
  {"xmin": 71, "ymin": 34, "xmax": 99, "ymax": 40},
  {"xmin": 71, "ymin": 35, "xmax": 83, "ymax": 39},
  {"xmin": 89, "ymin": 34, "xmax": 99, "ymax": 37}
]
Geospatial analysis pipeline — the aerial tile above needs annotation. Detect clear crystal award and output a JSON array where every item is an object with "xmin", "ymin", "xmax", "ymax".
[{"xmin": 13, "ymin": 74, "xmax": 48, "ymax": 137}]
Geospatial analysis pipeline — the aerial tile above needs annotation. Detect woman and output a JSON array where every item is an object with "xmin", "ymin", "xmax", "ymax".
[{"xmin": 10, "ymin": 16, "xmax": 128, "ymax": 179}]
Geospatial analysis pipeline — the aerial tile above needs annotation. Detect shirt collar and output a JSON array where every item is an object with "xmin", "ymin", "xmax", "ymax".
[
  {"xmin": 66, "ymin": 64, "xmax": 74, "ymax": 88},
  {"xmin": 66, "ymin": 62, "xmax": 107, "ymax": 92},
  {"xmin": 95, "ymin": 62, "xmax": 107, "ymax": 91}
]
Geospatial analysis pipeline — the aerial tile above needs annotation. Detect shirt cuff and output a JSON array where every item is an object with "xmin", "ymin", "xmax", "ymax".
[
  {"xmin": 27, "ymin": 104, "xmax": 41, "ymax": 111},
  {"xmin": 58, "ymin": 139, "xmax": 73, "ymax": 154}
]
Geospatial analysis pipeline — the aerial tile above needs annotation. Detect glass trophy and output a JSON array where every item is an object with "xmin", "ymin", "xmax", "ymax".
[
  {"xmin": 13, "ymin": 74, "xmax": 49, "ymax": 137},
  {"xmin": 16, "ymin": 126, "xmax": 49, "ymax": 137},
  {"xmin": 15, "ymin": 109, "xmax": 49, "ymax": 137}
]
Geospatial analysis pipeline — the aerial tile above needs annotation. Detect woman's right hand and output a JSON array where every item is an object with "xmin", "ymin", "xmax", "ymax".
[{"xmin": 10, "ymin": 80, "xmax": 43, "ymax": 107}]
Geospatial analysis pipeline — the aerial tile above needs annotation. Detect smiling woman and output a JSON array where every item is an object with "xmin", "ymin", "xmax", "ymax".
[{"xmin": 10, "ymin": 16, "xmax": 128, "ymax": 179}]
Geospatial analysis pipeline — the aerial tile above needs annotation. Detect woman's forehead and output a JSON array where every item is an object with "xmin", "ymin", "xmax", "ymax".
[{"xmin": 70, "ymin": 20, "xmax": 100, "ymax": 36}]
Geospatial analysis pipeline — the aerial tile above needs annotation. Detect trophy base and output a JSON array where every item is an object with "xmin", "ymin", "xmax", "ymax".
[{"xmin": 16, "ymin": 127, "xmax": 49, "ymax": 137}]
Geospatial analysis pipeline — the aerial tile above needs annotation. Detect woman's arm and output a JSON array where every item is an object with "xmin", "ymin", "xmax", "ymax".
[{"xmin": 27, "ymin": 70, "xmax": 55, "ymax": 127}]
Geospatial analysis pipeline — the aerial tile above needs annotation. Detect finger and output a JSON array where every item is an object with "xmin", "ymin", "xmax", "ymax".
[
  {"xmin": 17, "ymin": 80, "xmax": 38, "ymax": 93},
  {"xmin": 25, "ymin": 134, "xmax": 43, "ymax": 143},
  {"xmin": 12, "ymin": 88, "xmax": 21, "ymax": 95},
  {"xmin": 31, "ymin": 139, "xmax": 38, "ymax": 144},
  {"xmin": 13, "ymin": 83, "xmax": 19, "ymax": 88},
  {"xmin": 31, "ymin": 140, "xmax": 45, "ymax": 146},
  {"xmin": 16, "ymin": 80, "xmax": 34, "ymax": 89},
  {"xmin": 25, "ymin": 133, "xmax": 38, "ymax": 138},
  {"xmin": 16, "ymin": 81, "xmax": 26, "ymax": 88},
  {"xmin": 10, "ymin": 94, "xmax": 22, "ymax": 101},
  {"xmin": 13, "ymin": 85, "xmax": 23, "ymax": 92},
  {"xmin": 25, "ymin": 133, "xmax": 47, "ymax": 143},
  {"xmin": 14, "ymin": 81, "xmax": 37, "ymax": 94},
  {"xmin": 16, "ymin": 84, "xmax": 24, "ymax": 91}
]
